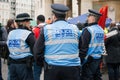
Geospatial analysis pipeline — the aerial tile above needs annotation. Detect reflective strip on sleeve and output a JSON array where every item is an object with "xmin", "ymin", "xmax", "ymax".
[
  {"xmin": 45, "ymin": 39, "xmax": 78, "ymax": 45},
  {"xmin": 45, "ymin": 54, "xmax": 79, "ymax": 60}
]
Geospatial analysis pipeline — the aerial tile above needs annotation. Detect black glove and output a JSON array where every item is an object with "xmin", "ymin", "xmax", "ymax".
[
  {"xmin": 86, "ymin": 56, "xmax": 93, "ymax": 64},
  {"xmin": 26, "ymin": 56, "xmax": 33, "ymax": 68},
  {"xmin": 79, "ymin": 53, "xmax": 86, "ymax": 64},
  {"xmin": 36, "ymin": 56, "xmax": 44, "ymax": 67}
]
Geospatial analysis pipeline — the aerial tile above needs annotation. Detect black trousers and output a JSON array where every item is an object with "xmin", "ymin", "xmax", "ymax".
[
  {"xmin": 44, "ymin": 63, "xmax": 81, "ymax": 80},
  {"xmin": 81, "ymin": 59, "xmax": 102, "ymax": 80},
  {"xmin": 107, "ymin": 63, "xmax": 120, "ymax": 80},
  {"xmin": 9, "ymin": 64, "xmax": 34, "ymax": 80}
]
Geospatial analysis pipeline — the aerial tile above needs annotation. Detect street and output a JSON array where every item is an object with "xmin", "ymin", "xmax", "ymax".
[{"xmin": 1, "ymin": 59, "xmax": 108, "ymax": 80}]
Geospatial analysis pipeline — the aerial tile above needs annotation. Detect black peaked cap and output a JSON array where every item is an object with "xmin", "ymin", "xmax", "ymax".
[
  {"xmin": 15, "ymin": 13, "xmax": 32, "ymax": 22},
  {"xmin": 88, "ymin": 9, "xmax": 102, "ymax": 16},
  {"xmin": 51, "ymin": 4, "xmax": 69, "ymax": 14}
]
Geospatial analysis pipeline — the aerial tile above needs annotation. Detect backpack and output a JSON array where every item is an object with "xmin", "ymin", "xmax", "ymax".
[
  {"xmin": 32, "ymin": 27, "xmax": 41, "ymax": 39},
  {"xmin": 32, "ymin": 24, "xmax": 46, "ymax": 39}
]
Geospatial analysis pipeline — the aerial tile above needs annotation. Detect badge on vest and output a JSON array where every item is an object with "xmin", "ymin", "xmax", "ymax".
[
  {"xmin": 8, "ymin": 39, "xmax": 21, "ymax": 48},
  {"xmin": 95, "ymin": 33, "xmax": 104, "ymax": 41},
  {"xmin": 53, "ymin": 29, "xmax": 75, "ymax": 39}
]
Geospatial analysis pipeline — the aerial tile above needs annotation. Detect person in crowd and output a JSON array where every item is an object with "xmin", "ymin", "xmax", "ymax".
[
  {"xmin": 32, "ymin": 15, "xmax": 46, "ymax": 39},
  {"xmin": 0, "ymin": 23, "xmax": 7, "ymax": 80},
  {"xmin": 76, "ymin": 22, "xmax": 84, "ymax": 30},
  {"xmin": 32, "ymin": 15, "xmax": 46, "ymax": 80},
  {"xmin": 6, "ymin": 19, "xmax": 17, "ymax": 34},
  {"xmin": 76, "ymin": 22, "xmax": 88, "ymax": 33},
  {"xmin": 5, "ymin": 19, "xmax": 17, "ymax": 59},
  {"xmin": 34, "ymin": 3, "xmax": 81, "ymax": 80},
  {"xmin": 45, "ymin": 17, "xmax": 52, "ymax": 24},
  {"xmin": 7, "ymin": 13, "xmax": 35, "ymax": 80},
  {"xmin": 105, "ymin": 22, "xmax": 120, "ymax": 80},
  {"xmin": 80, "ymin": 9, "xmax": 104, "ymax": 80},
  {"xmin": 5, "ymin": 19, "xmax": 17, "ymax": 80}
]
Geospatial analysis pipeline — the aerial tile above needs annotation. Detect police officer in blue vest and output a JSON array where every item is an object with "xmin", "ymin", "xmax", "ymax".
[
  {"xmin": 80, "ymin": 9, "xmax": 104, "ymax": 80},
  {"xmin": 7, "ymin": 13, "xmax": 35, "ymax": 80},
  {"xmin": 34, "ymin": 4, "xmax": 81, "ymax": 80}
]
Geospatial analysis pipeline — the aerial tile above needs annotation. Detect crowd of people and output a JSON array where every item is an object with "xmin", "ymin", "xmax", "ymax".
[{"xmin": 0, "ymin": 3, "xmax": 120, "ymax": 80}]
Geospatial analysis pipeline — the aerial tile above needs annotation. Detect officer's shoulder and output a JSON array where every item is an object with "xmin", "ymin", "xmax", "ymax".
[
  {"xmin": 44, "ymin": 24, "xmax": 53, "ymax": 29},
  {"xmin": 18, "ymin": 29, "xmax": 32, "ymax": 34},
  {"xmin": 68, "ymin": 23, "xmax": 77, "ymax": 28}
]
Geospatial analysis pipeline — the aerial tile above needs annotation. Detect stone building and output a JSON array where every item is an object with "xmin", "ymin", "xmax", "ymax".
[
  {"xmin": 37, "ymin": 0, "xmax": 120, "ymax": 22},
  {"xmin": 0, "ymin": 0, "xmax": 10, "ymax": 25}
]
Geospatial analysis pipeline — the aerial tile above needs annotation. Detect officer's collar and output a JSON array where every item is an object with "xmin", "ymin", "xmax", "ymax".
[
  {"xmin": 54, "ymin": 19, "xmax": 66, "ymax": 22},
  {"xmin": 18, "ymin": 26, "xmax": 30, "ymax": 31},
  {"xmin": 88, "ymin": 22, "xmax": 98, "ymax": 26}
]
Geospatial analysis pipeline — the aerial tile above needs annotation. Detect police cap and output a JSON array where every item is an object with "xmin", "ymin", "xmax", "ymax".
[
  {"xmin": 15, "ymin": 13, "xmax": 32, "ymax": 22},
  {"xmin": 51, "ymin": 4, "xmax": 69, "ymax": 14},
  {"xmin": 88, "ymin": 9, "xmax": 102, "ymax": 17}
]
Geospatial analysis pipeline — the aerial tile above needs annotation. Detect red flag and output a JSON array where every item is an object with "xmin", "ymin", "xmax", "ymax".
[{"xmin": 98, "ymin": 6, "xmax": 108, "ymax": 29}]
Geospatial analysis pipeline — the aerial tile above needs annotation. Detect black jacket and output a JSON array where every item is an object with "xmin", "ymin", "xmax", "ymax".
[{"xmin": 105, "ymin": 27, "xmax": 120, "ymax": 63}]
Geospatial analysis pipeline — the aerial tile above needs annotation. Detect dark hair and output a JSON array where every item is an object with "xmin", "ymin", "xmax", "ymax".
[
  {"xmin": 37, "ymin": 15, "xmax": 45, "ymax": 22},
  {"xmin": 53, "ymin": 12, "xmax": 66, "ymax": 20},
  {"xmin": 6, "ymin": 19, "xmax": 14, "ymax": 29}
]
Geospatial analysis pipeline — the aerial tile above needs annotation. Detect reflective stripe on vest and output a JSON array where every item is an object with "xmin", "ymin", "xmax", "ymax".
[
  {"xmin": 45, "ymin": 39, "xmax": 78, "ymax": 45},
  {"xmin": 89, "ymin": 43, "xmax": 104, "ymax": 47},
  {"xmin": 45, "ymin": 54, "xmax": 79, "ymax": 60},
  {"xmin": 90, "ymin": 54, "xmax": 101, "ymax": 58},
  {"xmin": 9, "ymin": 48, "xmax": 30, "ymax": 53}
]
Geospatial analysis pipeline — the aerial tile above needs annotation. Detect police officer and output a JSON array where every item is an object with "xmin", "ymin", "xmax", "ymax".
[
  {"xmin": 7, "ymin": 13, "xmax": 35, "ymax": 80},
  {"xmin": 80, "ymin": 9, "xmax": 104, "ymax": 80},
  {"xmin": 34, "ymin": 4, "xmax": 81, "ymax": 80}
]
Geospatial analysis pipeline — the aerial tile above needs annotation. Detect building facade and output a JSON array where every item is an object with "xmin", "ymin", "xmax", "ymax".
[
  {"xmin": 75, "ymin": 0, "xmax": 120, "ymax": 22},
  {"xmin": 0, "ymin": 0, "xmax": 35, "ymax": 26},
  {"xmin": 0, "ymin": 0, "xmax": 120, "ymax": 25},
  {"xmin": 34, "ymin": 0, "xmax": 53, "ymax": 20},
  {"xmin": 10, "ymin": 0, "xmax": 34, "ymax": 19},
  {"xmin": 0, "ymin": 0, "xmax": 10, "ymax": 26},
  {"xmin": 93, "ymin": 0, "xmax": 120, "ymax": 22}
]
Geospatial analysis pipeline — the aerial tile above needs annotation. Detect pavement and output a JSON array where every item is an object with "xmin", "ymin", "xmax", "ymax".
[
  {"xmin": 1, "ymin": 59, "xmax": 108, "ymax": 80},
  {"xmin": 2, "ymin": 59, "xmax": 8, "ymax": 80}
]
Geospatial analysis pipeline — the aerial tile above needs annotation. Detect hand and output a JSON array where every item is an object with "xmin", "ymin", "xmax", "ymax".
[
  {"xmin": 36, "ymin": 56, "xmax": 44, "ymax": 67},
  {"xmin": 87, "ymin": 56, "xmax": 93, "ymax": 63}
]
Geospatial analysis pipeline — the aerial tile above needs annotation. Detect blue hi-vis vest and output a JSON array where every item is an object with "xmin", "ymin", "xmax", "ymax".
[
  {"xmin": 86, "ymin": 25, "xmax": 104, "ymax": 59},
  {"xmin": 7, "ymin": 29, "xmax": 32, "ymax": 59},
  {"xmin": 44, "ymin": 21, "xmax": 81, "ymax": 66}
]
